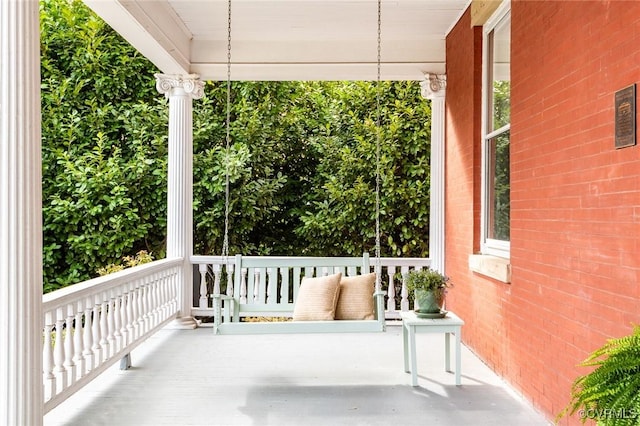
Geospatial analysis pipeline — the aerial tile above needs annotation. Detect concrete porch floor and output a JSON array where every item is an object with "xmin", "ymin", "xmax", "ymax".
[{"xmin": 44, "ymin": 323, "xmax": 551, "ymax": 426}]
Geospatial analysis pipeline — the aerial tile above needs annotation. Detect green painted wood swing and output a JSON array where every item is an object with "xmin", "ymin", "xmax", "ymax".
[{"xmin": 212, "ymin": 0, "xmax": 386, "ymax": 335}]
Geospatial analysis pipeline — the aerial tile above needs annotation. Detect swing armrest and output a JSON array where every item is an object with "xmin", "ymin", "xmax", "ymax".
[
  {"xmin": 212, "ymin": 294, "xmax": 235, "ymax": 333},
  {"xmin": 373, "ymin": 291, "xmax": 386, "ymax": 323}
]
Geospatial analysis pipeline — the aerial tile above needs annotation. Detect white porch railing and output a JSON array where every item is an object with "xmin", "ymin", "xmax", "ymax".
[
  {"xmin": 42, "ymin": 258, "xmax": 182, "ymax": 413},
  {"xmin": 190, "ymin": 255, "xmax": 431, "ymax": 319}
]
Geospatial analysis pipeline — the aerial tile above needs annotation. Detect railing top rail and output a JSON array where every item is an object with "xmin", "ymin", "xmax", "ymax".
[
  {"xmin": 190, "ymin": 255, "xmax": 227, "ymax": 264},
  {"xmin": 43, "ymin": 257, "xmax": 183, "ymax": 311},
  {"xmin": 377, "ymin": 257, "xmax": 431, "ymax": 267},
  {"xmin": 191, "ymin": 255, "xmax": 430, "ymax": 268},
  {"xmin": 236, "ymin": 256, "xmax": 368, "ymax": 268}
]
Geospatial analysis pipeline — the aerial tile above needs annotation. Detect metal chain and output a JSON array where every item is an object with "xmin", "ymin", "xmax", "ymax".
[
  {"xmin": 222, "ymin": 0, "xmax": 232, "ymax": 262},
  {"xmin": 219, "ymin": 0, "xmax": 380, "ymax": 281},
  {"xmin": 375, "ymin": 0, "xmax": 382, "ymax": 288}
]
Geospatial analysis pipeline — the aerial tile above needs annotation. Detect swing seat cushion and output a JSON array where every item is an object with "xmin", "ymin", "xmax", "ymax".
[
  {"xmin": 335, "ymin": 272, "xmax": 376, "ymax": 320},
  {"xmin": 292, "ymin": 273, "xmax": 342, "ymax": 321}
]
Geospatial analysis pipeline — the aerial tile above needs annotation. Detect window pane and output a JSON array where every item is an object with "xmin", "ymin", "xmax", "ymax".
[
  {"xmin": 488, "ymin": 130, "xmax": 510, "ymax": 241},
  {"xmin": 493, "ymin": 81, "xmax": 510, "ymax": 130},
  {"xmin": 491, "ymin": 14, "xmax": 510, "ymax": 131}
]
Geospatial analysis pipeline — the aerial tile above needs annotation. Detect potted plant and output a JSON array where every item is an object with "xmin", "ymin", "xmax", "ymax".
[
  {"xmin": 405, "ymin": 268, "xmax": 451, "ymax": 317},
  {"xmin": 558, "ymin": 325, "xmax": 640, "ymax": 425}
]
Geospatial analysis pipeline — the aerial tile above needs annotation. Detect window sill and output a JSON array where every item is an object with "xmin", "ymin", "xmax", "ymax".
[{"xmin": 468, "ymin": 254, "xmax": 511, "ymax": 283}]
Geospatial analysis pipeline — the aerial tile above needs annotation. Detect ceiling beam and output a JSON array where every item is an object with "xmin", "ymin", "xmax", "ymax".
[
  {"xmin": 191, "ymin": 62, "xmax": 445, "ymax": 82},
  {"xmin": 84, "ymin": 0, "xmax": 192, "ymax": 75},
  {"xmin": 470, "ymin": 0, "xmax": 502, "ymax": 26}
]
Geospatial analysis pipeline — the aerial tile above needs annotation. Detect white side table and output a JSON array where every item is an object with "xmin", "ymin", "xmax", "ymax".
[{"xmin": 401, "ymin": 311, "xmax": 465, "ymax": 386}]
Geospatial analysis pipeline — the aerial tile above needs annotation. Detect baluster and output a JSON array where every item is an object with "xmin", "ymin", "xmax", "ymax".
[
  {"xmin": 131, "ymin": 284, "xmax": 140, "ymax": 339},
  {"xmin": 170, "ymin": 270, "xmax": 177, "ymax": 314},
  {"xmin": 64, "ymin": 304, "xmax": 76, "ymax": 386},
  {"xmin": 281, "ymin": 267, "xmax": 290, "ymax": 304},
  {"xmin": 113, "ymin": 293, "xmax": 123, "ymax": 351},
  {"xmin": 293, "ymin": 267, "xmax": 302, "ymax": 302},
  {"xmin": 162, "ymin": 272, "xmax": 170, "ymax": 318},
  {"xmin": 73, "ymin": 301, "xmax": 84, "ymax": 376},
  {"xmin": 166, "ymin": 270, "xmax": 174, "ymax": 315},
  {"xmin": 160, "ymin": 271, "xmax": 168, "ymax": 318},
  {"xmin": 142, "ymin": 278, "xmax": 151, "ymax": 333},
  {"xmin": 138, "ymin": 280, "xmax": 145, "ymax": 333},
  {"xmin": 158, "ymin": 274, "xmax": 168, "ymax": 320},
  {"xmin": 160, "ymin": 272, "xmax": 168, "ymax": 319},
  {"xmin": 144, "ymin": 277, "xmax": 154, "ymax": 331},
  {"xmin": 173, "ymin": 268, "xmax": 180, "ymax": 312},
  {"xmin": 147, "ymin": 276, "xmax": 154, "ymax": 327},
  {"xmin": 43, "ymin": 312, "xmax": 55, "ymax": 400},
  {"xmin": 150, "ymin": 278, "xmax": 160, "ymax": 327},
  {"xmin": 136, "ymin": 282, "xmax": 145, "ymax": 335},
  {"xmin": 107, "ymin": 294, "xmax": 116, "ymax": 359},
  {"xmin": 304, "ymin": 266, "xmax": 313, "ymax": 280},
  {"xmin": 132, "ymin": 281, "xmax": 140, "ymax": 336},
  {"xmin": 121, "ymin": 290, "xmax": 130, "ymax": 346},
  {"xmin": 91, "ymin": 297, "xmax": 101, "ymax": 362},
  {"xmin": 99, "ymin": 295, "xmax": 109, "ymax": 362},
  {"xmin": 226, "ymin": 263, "xmax": 234, "ymax": 296},
  {"xmin": 240, "ymin": 268, "xmax": 248, "ymax": 304},
  {"xmin": 172, "ymin": 269, "xmax": 180, "ymax": 312},
  {"xmin": 163, "ymin": 273, "xmax": 171, "ymax": 319},
  {"xmin": 266, "ymin": 268, "xmax": 273, "ymax": 304},
  {"xmin": 253, "ymin": 270, "xmax": 260, "ymax": 303},
  {"xmin": 401, "ymin": 266, "xmax": 410, "ymax": 312},
  {"xmin": 213, "ymin": 264, "xmax": 222, "ymax": 297},
  {"xmin": 136, "ymin": 282, "xmax": 144, "ymax": 335},
  {"xmin": 53, "ymin": 308, "xmax": 66, "ymax": 394},
  {"xmin": 387, "ymin": 265, "xmax": 397, "ymax": 313},
  {"xmin": 173, "ymin": 268, "xmax": 179, "ymax": 310},
  {"xmin": 126, "ymin": 286, "xmax": 135, "ymax": 343},
  {"xmin": 145, "ymin": 279, "xmax": 154, "ymax": 329},
  {"xmin": 347, "ymin": 266, "xmax": 356, "ymax": 277},
  {"xmin": 82, "ymin": 298, "xmax": 94, "ymax": 371},
  {"xmin": 199, "ymin": 263, "xmax": 209, "ymax": 307},
  {"xmin": 134, "ymin": 281, "xmax": 143, "ymax": 337}
]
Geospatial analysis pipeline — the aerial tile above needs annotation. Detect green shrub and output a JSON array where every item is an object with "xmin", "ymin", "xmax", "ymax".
[{"xmin": 96, "ymin": 250, "xmax": 154, "ymax": 276}]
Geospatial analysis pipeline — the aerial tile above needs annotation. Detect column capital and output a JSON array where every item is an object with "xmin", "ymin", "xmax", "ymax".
[
  {"xmin": 420, "ymin": 73, "xmax": 447, "ymax": 100},
  {"xmin": 155, "ymin": 73, "xmax": 204, "ymax": 99}
]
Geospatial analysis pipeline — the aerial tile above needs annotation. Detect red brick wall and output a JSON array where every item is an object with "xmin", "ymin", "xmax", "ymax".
[{"xmin": 445, "ymin": 2, "xmax": 640, "ymax": 424}]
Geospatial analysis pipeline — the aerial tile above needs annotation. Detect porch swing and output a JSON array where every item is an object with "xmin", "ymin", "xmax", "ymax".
[{"xmin": 212, "ymin": 0, "xmax": 387, "ymax": 335}]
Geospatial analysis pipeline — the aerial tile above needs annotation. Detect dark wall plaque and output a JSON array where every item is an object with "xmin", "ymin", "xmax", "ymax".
[{"xmin": 615, "ymin": 84, "xmax": 636, "ymax": 149}]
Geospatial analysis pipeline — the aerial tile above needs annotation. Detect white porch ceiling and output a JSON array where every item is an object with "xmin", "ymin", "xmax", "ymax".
[{"xmin": 83, "ymin": 0, "xmax": 470, "ymax": 81}]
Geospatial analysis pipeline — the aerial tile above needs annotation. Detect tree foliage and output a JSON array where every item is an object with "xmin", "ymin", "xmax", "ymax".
[
  {"xmin": 298, "ymin": 82, "xmax": 431, "ymax": 256},
  {"xmin": 40, "ymin": 0, "xmax": 433, "ymax": 291},
  {"xmin": 40, "ymin": 0, "xmax": 167, "ymax": 291}
]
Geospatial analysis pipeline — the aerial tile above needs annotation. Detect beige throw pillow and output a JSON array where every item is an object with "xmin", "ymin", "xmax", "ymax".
[
  {"xmin": 335, "ymin": 273, "xmax": 376, "ymax": 320},
  {"xmin": 292, "ymin": 273, "xmax": 342, "ymax": 321}
]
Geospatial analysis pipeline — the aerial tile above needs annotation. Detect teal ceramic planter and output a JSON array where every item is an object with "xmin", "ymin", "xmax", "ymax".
[{"xmin": 415, "ymin": 289, "xmax": 444, "ymax": 313}]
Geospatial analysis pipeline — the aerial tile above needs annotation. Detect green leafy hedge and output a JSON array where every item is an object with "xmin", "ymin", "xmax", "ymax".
[{"xmin": 41, "ymin": 0, "xmax": 433, "ymax": 291}]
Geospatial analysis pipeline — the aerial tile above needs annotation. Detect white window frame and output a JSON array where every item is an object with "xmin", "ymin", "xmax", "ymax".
[{"xmin": 480, "ymin": 0, "xmax": 511, "ymax": 259}]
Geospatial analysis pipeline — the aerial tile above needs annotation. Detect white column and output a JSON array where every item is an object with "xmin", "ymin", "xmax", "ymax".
[
  {"xmin": 421, "ymin": 74, "xmax": 446, "ymax": 274},
  {"xmin": 0, "ymin": 1, "xmax": 44, "ymax": 425},
  {"xmin": 155, "ymin": 74, "xmax": 204, "ymax": 329}
]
